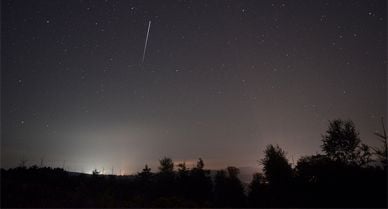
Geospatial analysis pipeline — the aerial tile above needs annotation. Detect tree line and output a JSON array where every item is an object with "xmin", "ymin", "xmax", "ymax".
[{"xmin": 1, "ymin": 119, "xmax": 387, "ymax": 207}]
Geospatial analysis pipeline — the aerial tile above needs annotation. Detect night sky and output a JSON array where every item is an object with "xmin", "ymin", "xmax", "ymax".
[{"xmin": 1, "ymin": 0, "xmax": 386, "ymax": 175}]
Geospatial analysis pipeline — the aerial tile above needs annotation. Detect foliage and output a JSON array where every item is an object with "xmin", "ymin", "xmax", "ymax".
[
  {"xmin": 261, "ymin": 144, "xmax": 293, "ymax": 186},
  {"xmin": 248, "ymin": 173, "xmax": 267, "ymax": 207},
  {"xmin": 158, "ymin": 157, "xmax": 174, "ymax": 173},
  {"xmin": 1, "ymin": 119, "xmax": 386, "ymax": 208},
  {"xmin": 373, "ymin": 118, "xmax": 387, "ymax": 168},
  {"xmin": 355, "ymin": 143, "xmax": 372, "ymax": 166},
  {"xmin": 321, "ymin": 119, "xmax": 361, "ymax": 163}
]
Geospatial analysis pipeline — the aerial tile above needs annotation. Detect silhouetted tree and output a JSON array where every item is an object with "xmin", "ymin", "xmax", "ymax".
[
  {"xmin": 196, "ymin": 158, "xmax": 204, "ymax": 169},
  {"xmin": 322, "ymin": 119, "xmax": 374, "ymax": 166},
  {"xmin": 248, "ymin": 173, "xmax": 267, "ymax": 207},
  {"xmin": 158, "ymin": 157, "xmax": 174, "ymax": 173},
  {"xmin": 295, "ymin": 154, "xmax": 343, "ymax": 207},
  {"xmin": 355, "ymin": 143, "xmax": 372, "ymax": 166},
  {"xmin": 177, "ymin": 162, "xmax": 189, "ymax": 178},
  {"xmin": 138, "ymin": 164, "xmax": 152, "ymax": 181},
  {"xmin": 373, "ymin": 117, "xmax": 387, "ymax": 168},
  {"xmin": 226, "ymin": 166, "xmax": 246, "ymax": 207},
  {"xmin": 295, "ymin": 154, "xmax": 332, "ymax": 184},
  {"xmin": 135, "ymin": 164, "xmax": 154, "ymax": 205},
  {"xmin": 176, "ymin": 162, "xmax": 190, "ymax": 199},
  {"xmin": 261, "ymin": 144, "xmax": 293, "ymax": 207},
  {"xmin": 261, "ymin": 144, "xmax": 293, "ymax": 186},
  {"xmin": 1, "ymin": 129, "xmax": 387, "ymax": 208},
  {"xmin": 213, "ymin": 170, "xmax": 228, "ymax": 207},
  {"xmin": 295, "ymin": 152, "xmax": 387, "ymax": 207},
  {"xmin": 188, "ymin": 158, "xmax": 212, "ymax": 206},
  {"xmin": 321, "ymin": 119, "xmax": 361, "ymax": 163},
  {"xmin": 213, "ymin": 167, "xmax": 245, "ymax": 207},
  {"xmin": 155, "ymin": 157, "xmax": 176, "ymax": 198}
]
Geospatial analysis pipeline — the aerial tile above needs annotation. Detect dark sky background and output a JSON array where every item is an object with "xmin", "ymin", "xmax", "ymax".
[{"xmin": 1, "ymin": 0, "xmax": 386, "ymax": 175}]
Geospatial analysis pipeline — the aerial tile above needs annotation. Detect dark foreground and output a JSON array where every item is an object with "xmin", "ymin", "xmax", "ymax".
[
  {"xmin": 2, "ymin": 119, "xmax": 388, "ymax": 208},
  {"xmin": 1, "ymin": 162, "xmax": 386, "ymax": 208}
]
